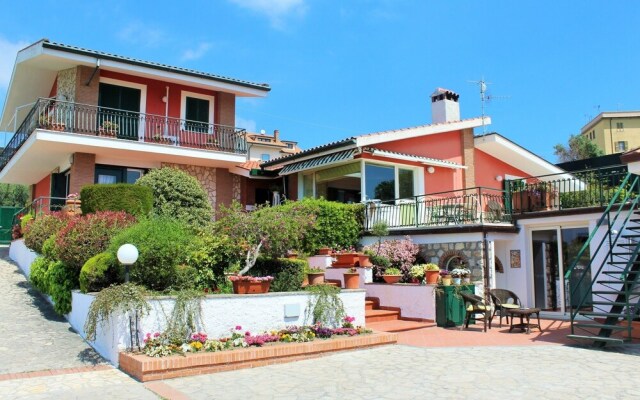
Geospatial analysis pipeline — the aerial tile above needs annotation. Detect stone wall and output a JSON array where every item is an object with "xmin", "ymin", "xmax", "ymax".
[
  {"xmin": 161, "ymin": 163, "xmax": 217, "ymax": 209},
  {"xmin": 56, "ymin": 67, "xmax": 76, "ymax": 102},
  {"xmin": 419, "ymin": 241, "xmax": 485, "ymax": 281}
]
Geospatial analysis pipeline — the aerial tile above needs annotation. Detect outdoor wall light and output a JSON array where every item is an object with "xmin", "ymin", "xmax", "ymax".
[
  {"xmin": 427, "ymin": 166, "xmax": 435, "ymax": 174},
  {"xmin": 117, "ymin": 243, "xmax": 139, "ymax": 283},
  {"xmin": 496, "ymin": 175, "xmax": 504, "ymax": 182}
]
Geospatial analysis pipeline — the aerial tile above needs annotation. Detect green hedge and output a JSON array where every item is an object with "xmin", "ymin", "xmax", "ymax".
[
  {"xmin": 250, "ymin": 257, "xmax": 307, "ymax": 292},
  {"xmin": 79, "ymin": 252, "xmax": 123, "ymax": 293},
  {"xmin": 277, "ymin": 198, "xmax": 363, "ymax": 254},
  {"xmin": 80, "ymin": 184, "xmax": 153, "ymax": 217}
]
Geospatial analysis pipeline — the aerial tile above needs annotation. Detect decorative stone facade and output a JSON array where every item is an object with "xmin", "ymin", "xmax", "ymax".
[
  {"xmin": 232, "ymin": 175, "xmax": 242, "ymax": 202},
  {"xmin": 419, "ymin": 241, "xmax": 485, "ymax": 281},
  {"xmin": 56, "ymin": 67, "xmax": 76, "ymax": 102},
  {"xmin": 162, "ymin": 163, "xmax": 217, "ymax": 209}
]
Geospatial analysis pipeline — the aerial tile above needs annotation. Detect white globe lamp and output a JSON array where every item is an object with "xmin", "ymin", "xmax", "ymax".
[{"xmin": 117, "ymin": 244, "xmax": 139, "ymax": 283}]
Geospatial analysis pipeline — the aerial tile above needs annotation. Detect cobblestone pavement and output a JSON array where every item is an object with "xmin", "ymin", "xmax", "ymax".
[
  {"xmin": 163, "ymin": 344, "xmax": 640, "ymax": 400},
  {"xmin": 0, "ymin": 246, "xmax": 158, "ymax": 399}
]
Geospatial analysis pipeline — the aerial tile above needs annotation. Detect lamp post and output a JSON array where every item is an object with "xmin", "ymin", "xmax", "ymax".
[{"xmin": 117, "ymin": 244, "xmax": 139, "ymax": 283}]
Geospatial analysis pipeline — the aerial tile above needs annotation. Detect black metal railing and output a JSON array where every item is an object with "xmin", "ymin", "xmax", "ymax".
[
  {"xmin": 0, "ymin": 98, "xmax": 248, "ymax": 171},
  {"xmin": 505, "ymin": 165, "xmax": 629, "ymax": 214},
  {"xmin": 363, "ymin": 187, "xmax": 510, "ymax": 230},
  {"xmin": 11, "ymin": 196, "xmax": 68, "ymax": 226}
]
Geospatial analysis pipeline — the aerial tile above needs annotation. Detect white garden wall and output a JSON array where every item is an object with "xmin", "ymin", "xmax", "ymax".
[
  {"xmin": 364, "ymin": 283, "xmax": 437, "ymax": 320},
  {"xmin": 9, "ymin": 239, "xmax": 38, "ymax": 276},
  {"xmin": 10, "ymin": 240, "xmax": 366, "ymax": 366}
]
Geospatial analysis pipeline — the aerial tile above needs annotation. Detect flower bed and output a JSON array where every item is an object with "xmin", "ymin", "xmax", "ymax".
[
  {"xmin": 119, "ymin": 330, "xmax": 397, "ymax": 382},
  {"xmin": 142, "ymin": 322, "xmax": 370, "ymax": 358}
]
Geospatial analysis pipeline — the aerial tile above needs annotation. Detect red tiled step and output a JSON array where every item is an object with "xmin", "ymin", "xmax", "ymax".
[
  {"xmin": 365, "ymin": 300, "xmax": 375, "ymax": 311},
  {"xmin": 366, "ymin": 309, "xmax": 400, "ymax": 323},
  {"xmin": 368, "ymin": 319, "xmax": 435, "ymax": 333}
]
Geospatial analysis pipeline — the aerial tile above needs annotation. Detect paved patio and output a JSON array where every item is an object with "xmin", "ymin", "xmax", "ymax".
[{"xmin": 2, "ymin": 244, "xmax": 639, "ymax": 399}]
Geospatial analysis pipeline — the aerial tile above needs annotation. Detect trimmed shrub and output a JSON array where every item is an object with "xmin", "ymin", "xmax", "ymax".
[
  {"xmin": 172, "ymin": 264, "xmax": 198, "ymax": 291},
  {"xmin": 46, "ymin": 261, "xmax": 76, "ymax": 315},
  {"xmin": 250, "ymin": 257, "xmax": 307, "ymax": 292},
  {"xmin": 23, "ymin": 212, "xmax": 72, "ymax": 254},
  {"xmin": 80, "ymin": 184, "xmax": 153, "ymax": 217},
  {"xmin": 185, "ymin": 232, "xmax": 242, "ymax": 291},
  {"xmin": 30, "ymin": 256, "xmax": 51, "ymax": 294},
  {"xmin": 41, "ymin": 235, "xmax": 57, "ymax": 259},
  {"xmin": 79, "ymin": 252, "xmax": 123, "ymax": 293},
  {"xmin": 276, "ymin": 198, "xmax": 363, "ymax": 255},
  {"xmin": 136, "ymin": 167, "xmax": 212, "ymax": 225},
  {"xmin": 55, "ymin": 211, "xmax": 136, "ymax": 272},
  {"xmin": 108, "ymin": 218, "xmax": 195, "ymax": 291}
]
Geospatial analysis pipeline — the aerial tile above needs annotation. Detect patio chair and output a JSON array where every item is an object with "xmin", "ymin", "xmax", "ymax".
[
  {"xmin": 489, "ymin": 289, "xmax": 523, "ymax": 327},
  {"xmin": 460, "ymin": 292, "xmax": 492, "ymax": 332}
]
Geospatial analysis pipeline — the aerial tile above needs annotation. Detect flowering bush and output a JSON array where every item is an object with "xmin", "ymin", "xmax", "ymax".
[
  {"xmin": 342, "ymin": 315, "xmax": 355, "ymax": 328},
  {"xmin": 409, "ymin": 265, "xmax": 425, "ymax": 280},
  {"xmin": 363, "ymin": 236, "xmax": 419, "ymax": 281},
  {"xmin": 55, "ymin": 211, "xmax": 136, "ymax": 272},
  {"xmin": 439, "ymin": 270, "xmax": 451, "ymax": 277},
  {"xmin": 23, "ymin": 211, "xmax": 73, "ymax": 254}
]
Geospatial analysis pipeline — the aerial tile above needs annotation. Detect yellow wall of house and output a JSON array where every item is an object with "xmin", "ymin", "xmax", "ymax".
[{"xmin": 582, "ymin": 116, "xmax": 640, "ymax": 154}]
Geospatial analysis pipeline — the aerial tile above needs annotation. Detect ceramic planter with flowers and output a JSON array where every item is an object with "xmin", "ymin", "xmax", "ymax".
[
  {"xmin": 343, "ymin": 267, "xmax": 360, "ymax": 289},
  {"xmin": 439, "ymin": 270, "xmax": 452, "ymax": 286},
  {"xmin": 228, "ymin": 275, "xmax": 274, "ymax": 294},
  {"xmin": 450, "ymin": 268, "xmax": 471, "ymax": 285},
  {"xmin": 65, "ymin": 193, "xmax": 82, "ymax": 215},
  {"xmin": 382, "ymin": 267, "xmax": 402, "ymax": 284}
]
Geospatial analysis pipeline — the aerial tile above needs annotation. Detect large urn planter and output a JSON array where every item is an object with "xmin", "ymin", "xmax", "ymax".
[
  {"xmin": 64, "ymin": 199, "xmax": 82, "ymax": 215},
  {"xmin": 307, "ymin": 271, "xmax": 326, "ymax": 285},
  {"xmin": 343, "ymin": 270, "xmax": 360, "ymax": 289}
]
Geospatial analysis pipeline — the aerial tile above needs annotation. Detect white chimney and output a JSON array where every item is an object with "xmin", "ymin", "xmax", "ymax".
[{"xmin": 431, "ymin": 88, "xmax": 460, "ymax": 124}]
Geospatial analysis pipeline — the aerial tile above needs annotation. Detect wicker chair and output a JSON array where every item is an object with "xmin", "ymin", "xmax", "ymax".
[
  {"xmin": 489, "ymin": 289, "xmax": 523, "ymax": 327},
  {"xmin": 460, "ymin": 292, "xmax": 492, "ymax": 332}
]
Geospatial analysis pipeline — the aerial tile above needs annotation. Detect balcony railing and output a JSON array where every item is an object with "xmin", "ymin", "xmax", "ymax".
[
  {"xmin": 505, "ymin": 165, "xmax": 629, "ymax": 214},
  {"xmin": 0, "ymin": 98, "xmax": 248, "ymax": 172},
  {"xmin": 363, "ymin": 187, "xmax": 510, "ymax": 230}
]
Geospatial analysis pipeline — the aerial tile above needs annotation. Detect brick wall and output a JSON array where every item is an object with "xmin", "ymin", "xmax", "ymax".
[
  {"xmin": 75, "ymin": 66, "xmax": 100, "ymax": 106},
  {"xmin": 216, "ymin": 168, "xmax": 235, "ymax": 208},
  {"xmin": 461, "ymin": 128, "xmax": 476, "ymax": 188},
  {"xmin": 216, "ymin": 92, "xmax": 235, "ymax": 127},
  {"xmin": 69, "ymin": 153, "xmax": 96, "ymax": 195}
]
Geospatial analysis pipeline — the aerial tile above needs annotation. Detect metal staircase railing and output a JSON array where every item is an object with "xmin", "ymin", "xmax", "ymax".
[{"xmin": 565, "ymin": 172, "xmax": 640, "ymax": 346}]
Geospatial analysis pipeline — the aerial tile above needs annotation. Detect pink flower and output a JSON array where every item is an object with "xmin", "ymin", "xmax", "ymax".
[
  {"xmin": 235, "ymin": 325, "xmax": 242, "ymax": 330},
  {"xmin": 245, "ymin": 331, "xmax": 251, "ymax": 336},
  {"xmin": 154, "ymin": 332, "xmax": 160, "ymax": 338}
]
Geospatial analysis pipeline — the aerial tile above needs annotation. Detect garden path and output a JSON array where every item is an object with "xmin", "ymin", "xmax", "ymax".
[{"xmin": 0, "ymin": 246, "xmax": 158, "ymax": 399}]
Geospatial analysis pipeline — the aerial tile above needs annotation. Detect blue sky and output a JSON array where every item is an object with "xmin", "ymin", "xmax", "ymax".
[{"xmin": 1, "ymin": 1, "xmax": 639, "ymax": 162}]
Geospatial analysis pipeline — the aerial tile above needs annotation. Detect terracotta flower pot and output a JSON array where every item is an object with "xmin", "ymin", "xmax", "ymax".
[
  {"xmin": 333, "ymin": 253, "xmax": 359, "ymax": 267},
  {"xmin": 232, "ymin": 280, "xmax": 271, "ymax": 294},
  {"xmin": 357, "ymin": 254, "xmax": 373, "ymax": 268},
  {"xmin": 307, "ymin": 272, "xmax": 325, "ymax": 285},
  {"xmin": 317, "ymin": 247, "xmax": 332, "ymax": 256},
  {"xmin": 343, "ymin": 272, "xmax": 360, "ymax": 289},
  {"xmin": 425, "ymin": 270, "xmax": 440, "ymax": 284},
  {"xmin": 382, "ymin": 275, "xmax": 402, "ymax": 284}
]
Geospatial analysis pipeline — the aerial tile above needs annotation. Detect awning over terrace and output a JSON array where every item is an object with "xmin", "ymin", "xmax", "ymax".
[{"xmin": 279, "ymin": 148, "xmax": 357, "ymax": 175}]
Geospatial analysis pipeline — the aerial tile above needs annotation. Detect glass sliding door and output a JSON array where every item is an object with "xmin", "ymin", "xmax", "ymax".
[
  {"xmin": 531, "ymin": 226, "xmax": 592, "ymax": 314},
  {"xmin": 365, "ymin": 164, "xmax": 395, "ymax": 201}
]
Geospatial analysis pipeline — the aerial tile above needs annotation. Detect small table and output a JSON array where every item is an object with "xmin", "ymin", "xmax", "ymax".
[{"xmin": 507, "ymin": 307, "xmax": 542, "ymax": 334}]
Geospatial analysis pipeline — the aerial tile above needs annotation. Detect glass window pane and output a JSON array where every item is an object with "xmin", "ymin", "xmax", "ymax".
[
  {"xmin": 365, "ymin": 164, "xmax": 395, "ymax": 201},
  {"xmin": 399, "ymin": 169, "xmax": 414, "ymax": 198},
  {"xmin": 126, "ymin": 169, "xmax": 143, "ymax": 184},
  {"xmin": 98, "ymin": 174, "xmax": 117, "ymax": 184},
  {"xmin": 303, "ymin": 174, "xmax": 314, "ymax": 198}
]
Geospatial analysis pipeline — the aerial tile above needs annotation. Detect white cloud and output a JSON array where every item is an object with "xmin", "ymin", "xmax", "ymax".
[
  {"xmin": 236, "ymin": 116, "xmax": 258, "ymax": 133},
  {"xmin": 117, "ymin": 22, "xmax": 165, "ymax": 47},
  {"xmin": 181, "ymin": 42, "xmax": 212, "ymax": 62},
  {"xmin": 0, "ymin": 37, "xmax": 29, "ymax": 87},
  {"xmin": 229, "ymin": 0, "xmax": 307, "ymax": 29}
]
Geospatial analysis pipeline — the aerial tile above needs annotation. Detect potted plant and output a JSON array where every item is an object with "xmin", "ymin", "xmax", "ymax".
[
  {"xmin": 439, "ymin": 270, "xmax": 452, "ymax": 286},
  {"xmin": 409, "ymin": 264, "xmax": 425, "ymax": 284},
  {"xmin": 332, "ymin": 247, "xmax": 359, "ymax": 267},
  {"xmin": 228, "ymin": 275, "xmax": 274, "ymax": 294},
  {"xmin": 450, "ymin": 268, "xmax": 464, "ymax": 285},
  {"xmin": 307, "ymin": 267, "xmax": 326, "ymax": 285},
  {"xmin": 424, "ymin": 263, "xmax": 440, "ymax": 284},
  {"xmin": 460, "ymin": 268, "xmax": 472, "ymax": 284},
  {"xmin": 64, "ymin": 193, "xmax": 82, "ymax": 215},
  {"xmin": 100, "ymin": 120, "xmax": 119, "ymax": 136},
  {"xmin": 343, "ymin": 267, "xmax": 359, "ymax": 289},
  {"xmin": 317, "ymin": 247, "xmax": 332, "ymax": 256},
  {"xmin": 382, "ymin": 267, "xmax": 402, "ymax": 284}
]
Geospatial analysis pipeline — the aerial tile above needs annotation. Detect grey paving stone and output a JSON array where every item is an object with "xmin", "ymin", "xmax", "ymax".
[{"xmin": 0, "ymin": 246, "xmax": 105, "ymax": 374}]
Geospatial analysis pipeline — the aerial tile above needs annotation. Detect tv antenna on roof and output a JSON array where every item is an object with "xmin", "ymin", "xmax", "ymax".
[{"xmin": 468, "ymin": 77, "xmax": 509, "ymax": 134}]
